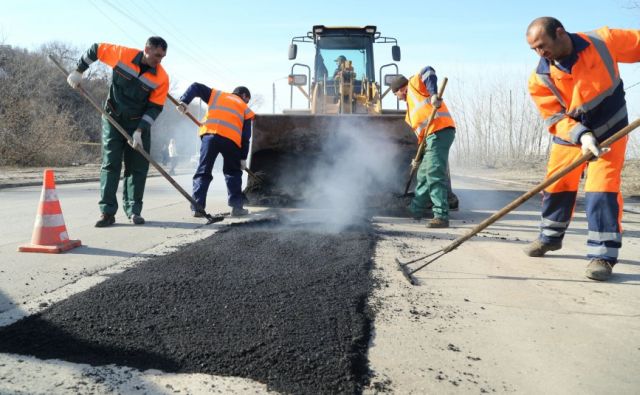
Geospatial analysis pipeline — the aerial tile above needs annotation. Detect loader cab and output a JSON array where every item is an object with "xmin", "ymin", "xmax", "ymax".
[{"xmin": 287, "ymin": 25, "xmax": 401, "ymax": 114}]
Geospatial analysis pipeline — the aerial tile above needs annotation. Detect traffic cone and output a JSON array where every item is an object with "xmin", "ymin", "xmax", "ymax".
[{"xmin": 18, "ymin": 169, "xmax": 81, "ymax": 253}]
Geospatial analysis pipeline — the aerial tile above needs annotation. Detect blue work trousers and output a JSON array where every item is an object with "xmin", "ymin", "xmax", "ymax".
[{"xmin": 192, "ymin": 134, "xmax": 243, "ymax": 211}]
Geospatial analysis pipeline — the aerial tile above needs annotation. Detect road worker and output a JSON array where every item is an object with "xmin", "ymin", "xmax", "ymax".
[
  {"xmin": 176, "ymin": 84, "xmax": 255, "ymax": 217},
  {"xmin": 524, "ymin": 17, "xmax": 640, "ymax": 281},
  {"xmin": 391, "ymin": 68, "xmax": 457, "ymax": 228},
  {"xmin": 67, "ymin": 37, "xmax": 169, "ymax": 227}
]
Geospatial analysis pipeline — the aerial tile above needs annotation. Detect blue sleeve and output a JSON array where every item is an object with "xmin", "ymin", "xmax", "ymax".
[
  {"xmin": 419, "ymin": 66, "xmax": 438, "ymax": 96},
  {"xmin": 179, "ymin": 82, "xmax": 212, "ymax": 104},
  {"xmin": 240, "ymin": 119, "xmax": 252, "ymax": 159}
]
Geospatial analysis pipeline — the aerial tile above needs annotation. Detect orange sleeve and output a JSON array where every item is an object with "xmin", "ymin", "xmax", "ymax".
[
  {"xmin": 599, "ymin": 26, "xmax": 640, "ymax": 64},
  {"xmin": 96, "ymin": 43, "xmax": 128, "ymax": 69},
  {"xmin": 148, "ymin": 68, "xmax": 169, "ymax": 106}
]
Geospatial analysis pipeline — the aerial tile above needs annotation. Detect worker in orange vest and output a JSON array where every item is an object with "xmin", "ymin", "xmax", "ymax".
[
  {"xmin": 176, "ymin": 84, "xmax": 255, "ymax": 217},
  {"xmin": 67, "ymin": 37, "xmax": 169, "ymax": 227},
  {"xmin": 524, "ymin": 17, "xmax": 640, "ymax": 281},
  {"xmin": 391, "ymin": 68, "xmax": 457, "ymax": 228}
]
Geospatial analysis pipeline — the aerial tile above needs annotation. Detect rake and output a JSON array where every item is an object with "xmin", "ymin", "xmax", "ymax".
[{"xmin": 397, "ymin": 118, "xmax": 640, "ymax": 285}]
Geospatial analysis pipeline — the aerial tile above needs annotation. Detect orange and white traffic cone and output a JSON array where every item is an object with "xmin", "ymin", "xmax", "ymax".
[{"xmin": 18, "ymin": 169, "xmax": 81, "ymax": 253}]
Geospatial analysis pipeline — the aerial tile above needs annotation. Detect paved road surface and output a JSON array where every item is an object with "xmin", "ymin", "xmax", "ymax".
[{"xmin": 0, "ymin": 172, "xmax": 638, "ymax": 394}]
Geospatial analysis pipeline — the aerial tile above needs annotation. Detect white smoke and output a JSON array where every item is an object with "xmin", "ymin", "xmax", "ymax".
[{"xmin": 298, "ymin": 117, "xmax": 401, "ymax": 232}]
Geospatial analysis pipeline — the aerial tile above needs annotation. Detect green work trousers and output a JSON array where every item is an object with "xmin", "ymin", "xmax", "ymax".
[
  {"xmin": 410, "ymin": 127, "xmax": 455, "ymax": 220},
  {"xmin": 99, "ymin": 115, "xmax": 150, "ymax": 217}
]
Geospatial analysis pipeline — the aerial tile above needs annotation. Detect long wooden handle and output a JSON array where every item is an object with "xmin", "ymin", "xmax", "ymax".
[
  {"xmin": 49, "ymin": 55, "xmax": 214, "ymax": 219},
  {"xmin": 167, "ymin": 93, "xmax": 203, "ymax": 127},
  {"xmin": 403, "ymin": 77, "xmax": 449, "ymax": 195},
  {"xmin": 442, "ymin": 118, "xmax": 640, "ymax": 254}
]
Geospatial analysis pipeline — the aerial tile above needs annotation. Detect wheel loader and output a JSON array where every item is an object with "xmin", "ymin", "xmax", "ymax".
[{"xmin": 245, "ymin": 25, "xmax": 428, "ymax": 213}]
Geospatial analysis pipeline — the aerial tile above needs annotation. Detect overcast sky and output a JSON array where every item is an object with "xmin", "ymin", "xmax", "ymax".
[{"xmin": 2, "ymin": 0, "xmax": 639, "ymax": 116}]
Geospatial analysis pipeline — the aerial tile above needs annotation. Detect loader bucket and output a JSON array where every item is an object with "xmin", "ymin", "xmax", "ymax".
[{"xmin": 245, "ymin": 114, "xmax": 416, "ymax": 214}]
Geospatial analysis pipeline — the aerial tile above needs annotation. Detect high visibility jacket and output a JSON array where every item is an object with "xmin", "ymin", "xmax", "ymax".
[
  {"xmin": 76, "ymin": 43, "xmax": 169, "ymax": 133},
  {"xmin": 405, "ymin": 72, "xmax": 455, "ymax": 144},
  {"xmin": 529, "ymin": 27, "xmax": 640, "ymax": 144},
  {"xmin": 199, "ymin": 88, "xmax": 256, "ymax": 148}
]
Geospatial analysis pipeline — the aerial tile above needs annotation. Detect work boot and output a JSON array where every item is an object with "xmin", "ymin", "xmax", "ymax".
[
  {"xmin": 130, "ymin": 214, "xmax": 145, "ymax": 225},
  {"xmin": 585, "ymin": 259, "xmax": 613, "ymax": 281},
  {"xmin": 523, "ymin": 239, "xmax": 562, "ymax": 257},
  {"xmin": 95, "ymin": 213, "xmax": 115, "ymax": 228},
  {"xmin": 231, "ymin": 207, "xmax": 249, "ymax": 217},
  {"xmin": 426, "ymin": 218, "xmax": 449, "ymax": 228},
  {"xmin": 192, "ymin": 210, "xmax": 204, "ymax": 218},
  {"xmin": 448, "ymin": 195, "xmax": 459, "ymax": 211}
]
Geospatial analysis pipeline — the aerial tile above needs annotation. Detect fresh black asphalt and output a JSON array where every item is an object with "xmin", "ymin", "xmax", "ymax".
[{"xmin": 0, "ymin": 218, "xmax": 376, "ymax": 394}]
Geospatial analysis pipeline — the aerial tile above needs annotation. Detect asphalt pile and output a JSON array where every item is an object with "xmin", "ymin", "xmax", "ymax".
[{"xmin": 0, "ymin": 219, "xmax": 376, "ymax": 394}]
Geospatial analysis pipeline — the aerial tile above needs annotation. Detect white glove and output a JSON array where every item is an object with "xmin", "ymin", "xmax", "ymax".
[
  {"xmin": 410, "ymin": 158, "xmax": 421, "ymax": 171},
  {"xmin": 176, "ymin": 101, "xmax": 188, "ymax": 114},
  {"xmin": 430, "ymin": 95, "xmax": 442, "ymax": 109},
  {"xmin": 130, "ymin": 129, "xmax": 143, "ymax": 150},
  {"xmin": 240, "ymin": 160, "xmax": 247, "ymax": 170},
  {"xmin": 579, "ymin": 132, "xmax": 601, "ymax": 158},
  {"xmin": 67, "ymin": 70, "xmax": 83, "ymax": 89}
]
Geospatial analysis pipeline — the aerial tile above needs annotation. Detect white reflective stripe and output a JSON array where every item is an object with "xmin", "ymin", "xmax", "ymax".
[
  {"xmin": 568, "ymin": 79, "xmax": 621, "ymax": 115},
  {"xmin": 544, "ymin": 111, "xmax": 566, "ymax": 128},
  {"xmin": 203, "ymin": 119, "xmax": 242, "ymax": 136},
  {"xmin": 138, "ymin": 75, "xmax": 158, "ymax": 90},
  {"xmin": 82, "ymin": 54, "xmax": 95, "ymax": 65},
  {"xmin": 542, "ymin": 228, "xmax": 565, "ymax": 238},
  {"xmin": 34, "ymin": 214, "xmax": 65, "ymax": 228},
  {"xmin": 434, "ymin": 111, "xmax": 451, "ymax": 119},
  {"xmin": 585, "ymin": 31, "xmax": 617, "ymax": 83},
  {"xmin": 211, "ymin": 105, "xmax": 243, "ymax": 120},
  {"xmin": 209, "ymin": 90, "xmax": 222, "ymax": 109},
  {"xmin": 541, "ymin": 218, "xmax": 569, "ymax": 228},
  {"xmin": 142, "ymin": 114, "xmax": 155, "ymax": 125},
  {"xmin": 116, "ymin": 61, "xmax": 139, "ymax": 79},
  {"xmin": 592, "ymin": 105, "xmax": 628, "ymax": 138},
  {"xmin": 243, "ymin": 108, "xmax": 252, "ymax": 117},
  {"xmin": 42, "ymin": 189, "xmax": 58, "ymax": 202},
  {"xmin": 587, "ymin": 245, "xmax": 618, "ymax": 257},
  {"xmin": 569, "ymin": 123, "xmax": 590, "ymax": 143},
  {"xmin": 588, "ymin": 231, "xmax": 622, "ymax": 242},
  {"xmin": 538, "ymin": 74, "xmax": 566, "ymax": 108}
]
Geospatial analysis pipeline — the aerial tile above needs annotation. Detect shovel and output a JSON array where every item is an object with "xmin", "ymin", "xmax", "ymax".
[
  {"xmin": 49, "ymin": 55, "xmax": 224, "ymax": 225},
  {"xmin": 396, "ymin": 118, "xmax": 640, "ymax": 285},
  {"xmin": 401, "ymin": 77, "xmax": 448, "ymax": 197},
  {"xmin": 166, "ymin": 94, "xmax": 265, "ymax": 185}
]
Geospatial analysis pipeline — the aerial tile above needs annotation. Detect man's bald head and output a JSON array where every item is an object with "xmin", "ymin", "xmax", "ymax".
[{"xmin": 527, "ymin": 17, "xmax": 564, "ymax": 39}]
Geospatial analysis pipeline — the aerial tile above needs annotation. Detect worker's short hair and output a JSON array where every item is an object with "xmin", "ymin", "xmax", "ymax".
[
  {"xmin": 233, "ymin": 86, "xmax": 251, "ymax": 100},
  {"xmin": 146, "ymin": 36, "xmax": 168, "ymax": 51}
]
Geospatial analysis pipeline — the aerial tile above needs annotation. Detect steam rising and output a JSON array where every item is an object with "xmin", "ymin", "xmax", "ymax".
[{"xmin": 298, "ymin": 117, "xmax": 401, "ymax": 232}]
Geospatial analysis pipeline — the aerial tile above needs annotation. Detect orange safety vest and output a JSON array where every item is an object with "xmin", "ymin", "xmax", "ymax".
[
  {"xmin": 96, "ymin": 43, "xmax": 169, "ymax": 108},
  {"xmin": 528, "ymin": 27, "xmax": 640, "ymax": 143},
  {"xmin": 199, "ymin": 89, "xmax": 256, "ymax": 147},
  {"xmin": 405, "ymin": 73, "xmax": 455, "ymax": 144}
]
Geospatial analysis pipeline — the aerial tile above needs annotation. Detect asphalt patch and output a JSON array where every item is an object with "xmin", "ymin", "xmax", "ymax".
[{"xmin": 0, "ymin": 219, "xmax": 376, "ymax": 394}]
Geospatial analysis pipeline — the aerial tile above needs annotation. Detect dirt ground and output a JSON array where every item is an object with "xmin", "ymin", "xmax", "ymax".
[{"xmin": 455, "ymin": 158, "xmax": 640, "ymax": 198}]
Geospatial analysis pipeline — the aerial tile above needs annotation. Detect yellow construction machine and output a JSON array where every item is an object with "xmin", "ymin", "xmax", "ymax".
[{"xmin": 246, "ymin": 25, "xmax": 414, "ymax": 209}]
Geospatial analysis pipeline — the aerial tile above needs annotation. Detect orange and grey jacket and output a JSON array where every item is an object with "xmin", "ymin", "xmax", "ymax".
[
  {"xmin": 76, "ymin": 43, "xmax": 169, "ymax": 133},
  {"xmin": 529, "ymin": 27, "xmax": 640, "ymax": 144},
  {"xmin": 405, "ymin": 67, "xmax": 455, "ymax": 144}
]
